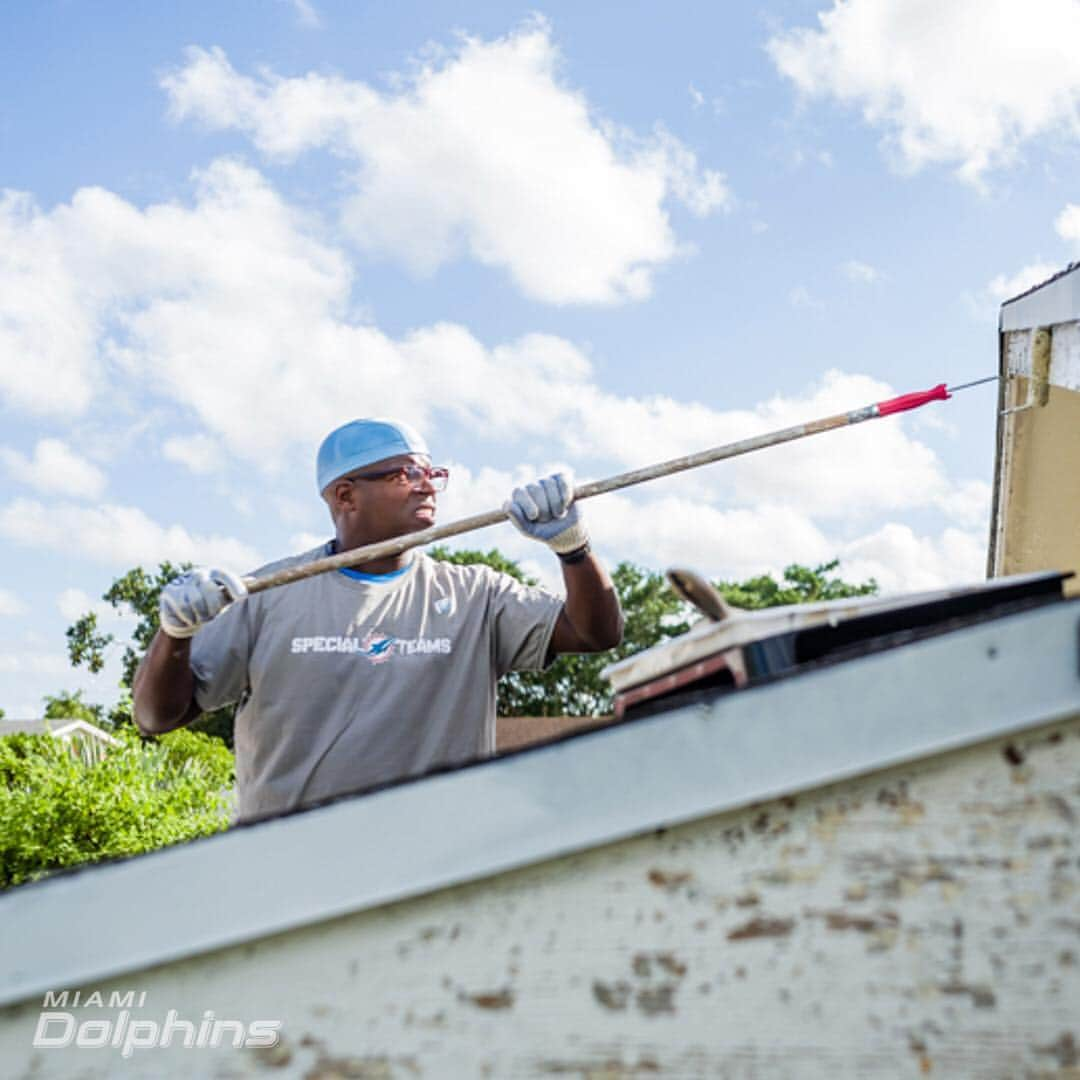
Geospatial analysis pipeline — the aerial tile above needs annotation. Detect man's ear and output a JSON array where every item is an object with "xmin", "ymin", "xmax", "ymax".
[{"xmin": 326, "ymin": 479, "xmax": 357, "ymax": 514}]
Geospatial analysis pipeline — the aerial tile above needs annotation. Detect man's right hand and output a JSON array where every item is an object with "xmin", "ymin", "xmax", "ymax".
[{"xmin": 159, "ymin": 567, "xmax": 247, "ymax": 639}]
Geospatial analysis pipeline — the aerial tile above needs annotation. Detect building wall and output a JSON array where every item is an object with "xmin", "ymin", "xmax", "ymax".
[
  {"xmin": 993, "ymin": 323, "xmax": 1080, "ymax": 595},
  {"xmin": 495, "ymin": 714, "xmax": 615, "ymax": 753},
  {"xmin": 3, "ymin": 711, "xmax": 1078, "ymax": 1078}
]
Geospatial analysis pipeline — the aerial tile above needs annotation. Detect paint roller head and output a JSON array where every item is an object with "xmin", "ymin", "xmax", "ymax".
[{"xmin": 666, "ymin": 567, "xmax": 733, "ymax": 623}]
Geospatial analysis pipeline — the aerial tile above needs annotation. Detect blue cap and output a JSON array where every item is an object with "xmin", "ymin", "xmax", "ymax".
[{"xmin": 317, "ymin": 418, "xmax": 429, "ymax": 493}]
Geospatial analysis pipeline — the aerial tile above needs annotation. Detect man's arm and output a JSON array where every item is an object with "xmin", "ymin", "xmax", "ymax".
[
  {"xmin": 132, "ymin": 632, "xmax": 201, "ymax": 735},
  {"xmin": 548, "ymin": 551, "xmax": 623, "ymax": 655}
]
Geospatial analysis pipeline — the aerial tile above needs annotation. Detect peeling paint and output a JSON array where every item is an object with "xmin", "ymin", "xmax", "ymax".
[
  {"xmin": 645, "ymin": 868, "xmax": 691, "ymax": 892},
  {"xmin": 654, "ymin": 953, "xmax": 687, "ymax": 978},
  {"xmin": 1033, "ymin": 1032, "xmax": 1078, "ymax": 1068},
  {"xmin": 939, "ymin": 982, "xmax": 997, "ymax": 1009},
  {"xmin": 1003, "ymin": 743, "xmax": 1025, "ymax": 766},
  {"xmin": 251, "ymin": 1033, "xmax": 293, "ymax": 1068},
  {"xmin": 813, "ymin": 909, "xmax": 900, "ymax": 933},
  {"xmin": 535, "ymin": 1057, "xmax": 661, "ymax": 1077},
  {"xmin": 303, "ymin": 1054, "xmax": 420, "ymax": 1079},
  {"xmin": 726, "ymin": 916, "xmax": 795, "ymax": 941},
  {"xmin": 592, "ymin": 980, "xmax": 631, "ymax": 1011},
  {"xmin": 465, "ymin": 988, "xmax": 514, "ymax": 1011},
  {"xmin": 635, "ymin": 985, "xmax": 677, "ymax": 1016}
]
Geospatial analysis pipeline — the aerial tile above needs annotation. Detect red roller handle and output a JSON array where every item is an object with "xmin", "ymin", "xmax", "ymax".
[{"xmin": 876, "ymin": 383, "xmax": 950, "ymax": 417}]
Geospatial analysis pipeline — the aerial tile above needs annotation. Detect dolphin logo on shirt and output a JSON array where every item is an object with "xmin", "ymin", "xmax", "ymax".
[{"xmin": 361, "ymin": 632, "xmax": 398, "ymax": 664}]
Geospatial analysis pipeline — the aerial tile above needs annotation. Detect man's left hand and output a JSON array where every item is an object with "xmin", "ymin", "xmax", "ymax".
[{"xmin": 504, "ymin": 471, "xmax": 589, "ymax": 555}]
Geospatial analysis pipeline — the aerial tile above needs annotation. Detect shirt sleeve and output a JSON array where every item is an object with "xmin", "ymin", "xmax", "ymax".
[
  {"xmin": 489, "ymin": 571, "xmax": 564, "ymax": 677},
  {"xmin": 189, "ymin": 596, "xmax": 254, "ymax": 712}
]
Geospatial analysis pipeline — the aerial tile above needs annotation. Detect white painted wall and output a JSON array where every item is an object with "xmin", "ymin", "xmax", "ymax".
[{"xmin": 3, "ymin": 712, "xmax": 1078, "ymax": 1078}]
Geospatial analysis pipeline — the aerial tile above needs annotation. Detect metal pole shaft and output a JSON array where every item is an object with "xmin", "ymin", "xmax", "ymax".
[{"xmin": 245, "ymin": 408, "xmax": 867, "ymax": 594}]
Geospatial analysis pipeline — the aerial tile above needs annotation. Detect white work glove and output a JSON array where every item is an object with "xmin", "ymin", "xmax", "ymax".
[
  {"xmin": 504, "ymin": 471, "xmax": 589, "ymax": 556},
  {"xmin": 159, "ymin": 567, "xmax": 247, "ymax": 640}
]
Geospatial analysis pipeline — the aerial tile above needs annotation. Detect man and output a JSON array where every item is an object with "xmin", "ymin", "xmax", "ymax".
[{"xmin": 133, "ymin": 418, "xmax": 623, "ymax": 821}]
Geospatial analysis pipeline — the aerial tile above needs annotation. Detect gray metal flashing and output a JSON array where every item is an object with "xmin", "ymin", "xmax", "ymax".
[
  {"xmin": 2, "ymin": 598, "xmax": 1079, "ymax": 1008},
  {"xmin": 999, "ymin": 261, "xmax": 1080, "ymax": 331}
]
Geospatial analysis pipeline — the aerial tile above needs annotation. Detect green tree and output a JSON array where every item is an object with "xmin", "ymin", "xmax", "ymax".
[
  {"xmin": 0, "ymin": 727, "xmax": 234, "ymax": 889},
  {"xmin": 66, "ymin": 562, "xmax": 188, "ymax": 686},
  {"xmin": 65, "ymin": 562, "xmax": 235, "ymax": 743},
  {"xmin": 431, "ymin": 547, "xmax": 690, "ymax": 717},
  {"xmin": 42, "ymin": 689, "xmax": 104, "ymax": 726},
  {"xmin": 62, "ymin": 552, "xmax": 878, "ymax": 733},
  {"xmin": 429, "ymin": 550, "xmax": 876, "ymax": 716},
  {"xmin": 715, "ymin": 559, "xmax": 877, "ymax": 610}
]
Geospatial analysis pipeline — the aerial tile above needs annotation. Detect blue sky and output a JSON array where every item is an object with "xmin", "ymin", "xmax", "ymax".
[{"xmin": 2, "ymin": 0, "xmax": 1079, "ymax": 717}]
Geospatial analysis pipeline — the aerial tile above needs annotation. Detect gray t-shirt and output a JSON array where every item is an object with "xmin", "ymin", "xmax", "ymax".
[{"xmin": 190, "ymin": 547, "xmax": 563, "ymax": 821}]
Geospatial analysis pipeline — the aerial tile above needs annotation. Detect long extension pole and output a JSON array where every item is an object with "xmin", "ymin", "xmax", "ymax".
[{"xmin": 244, "ymin": 377, "xmax": 998, "ymax": 595}]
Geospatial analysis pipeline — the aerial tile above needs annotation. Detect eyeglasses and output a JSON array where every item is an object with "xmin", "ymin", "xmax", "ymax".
[{"xmin": 347, "ymin": 465, "xmax": 449, "ymax": 492}]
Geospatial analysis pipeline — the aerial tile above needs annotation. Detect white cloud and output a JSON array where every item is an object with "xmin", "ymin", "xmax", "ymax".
[
  {"xmin": 0, "ymin": 589, "xmax": 25, "ymax": 616},
  {"xmin": 838, "ymin": 523, "xmax": 986, "ymax": 594},
  {"xmin": 972, "ymin": 206, "xmax": 1078, "ymax": 319},
  {"xmin": 0, "ymin": 158, "xmax": 985, "ymax": 599},
  {"xmin": 590, "ymin": 494, "xmax": 833, "ymax": 579},
  {"xmin": 288, "ymin": 531, "xmax": 328, "ymax": 553},
  {"xmin": 0, "ymin": 161, "xmax": 359, "ymax": 457},
  {"xmin": 162, "ymin": 433, "xmax": 224, "ymax": 474},
  {"xmin": 0, "ymin": 651, "xmax": 71, "ymax": 677},
  {"xmin": 57, "ymin": 587, "xmax": 97, "ymax": 622},
  {"xmin": 416, "ymin": 365, "xmax": 966, "ymax": 527},
  {"xmin": 56, "ymin": 587, "xmax": 132, "ymax": 624},
  {"xmin": 936, "ymin": 479, "xmax": 992, "ymax": 531},
  {"xmin": 161, "ymin": 25, "xmax": 730, "ymax": 304},
  {"xmin": 986, "ymin": 261, "xmax": 1059, "ymax": 305},
  {"xmin": 0, "ymin": 642, "xmax": 130, "ymax": 718},
  {"xmin": 0, "ymin": 191, "xmax": 102, "ymax": 415},
  {"xmin": 0, "ymin": 437, "xmax": 106, "ymax": 498},
  {"xmin": 841, "ymin": 259, "xmax": 880, "ymax": 284},
  {"xmin": 415, "ymin": 441, "xmax": 982, "ymax": 595},
  {"xmin": 0, "ymin": 498, "xmax": 262, "ymax": 571},
  {"xmin": 1055, "ymin": 202, "xmax": 1080, "ymax": 246},
  {"xmin": 768, "ymin": 0, "xmax": 1080, "ymax": 184},
  {"xmin": 0, "ymin": 165, "xmax": 977, "ymax": 558},
  {"xmin": 705, "ymin": 370, "xmax": 959, "ymax": 520}
]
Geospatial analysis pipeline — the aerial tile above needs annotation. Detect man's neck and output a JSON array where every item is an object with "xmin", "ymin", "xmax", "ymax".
[{"xmin": 331, "ymin": 534, "xmax": 413, "ymax": 576}]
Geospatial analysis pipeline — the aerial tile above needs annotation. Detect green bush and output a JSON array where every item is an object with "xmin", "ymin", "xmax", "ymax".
[{"xmin": 0, "ymin": 728, "xmax": 234, "ymax": 889}]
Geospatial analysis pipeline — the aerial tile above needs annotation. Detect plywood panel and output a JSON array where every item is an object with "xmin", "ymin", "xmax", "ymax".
[{"xmin": 998, "ymin": 377, "xmax": 1080, "ymax": 596}]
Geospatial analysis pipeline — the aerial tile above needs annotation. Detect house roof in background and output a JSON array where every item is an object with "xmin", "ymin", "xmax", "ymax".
[{"xmin": 1, "ymin": 718, "xmax": 120, "ymax": 744}]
